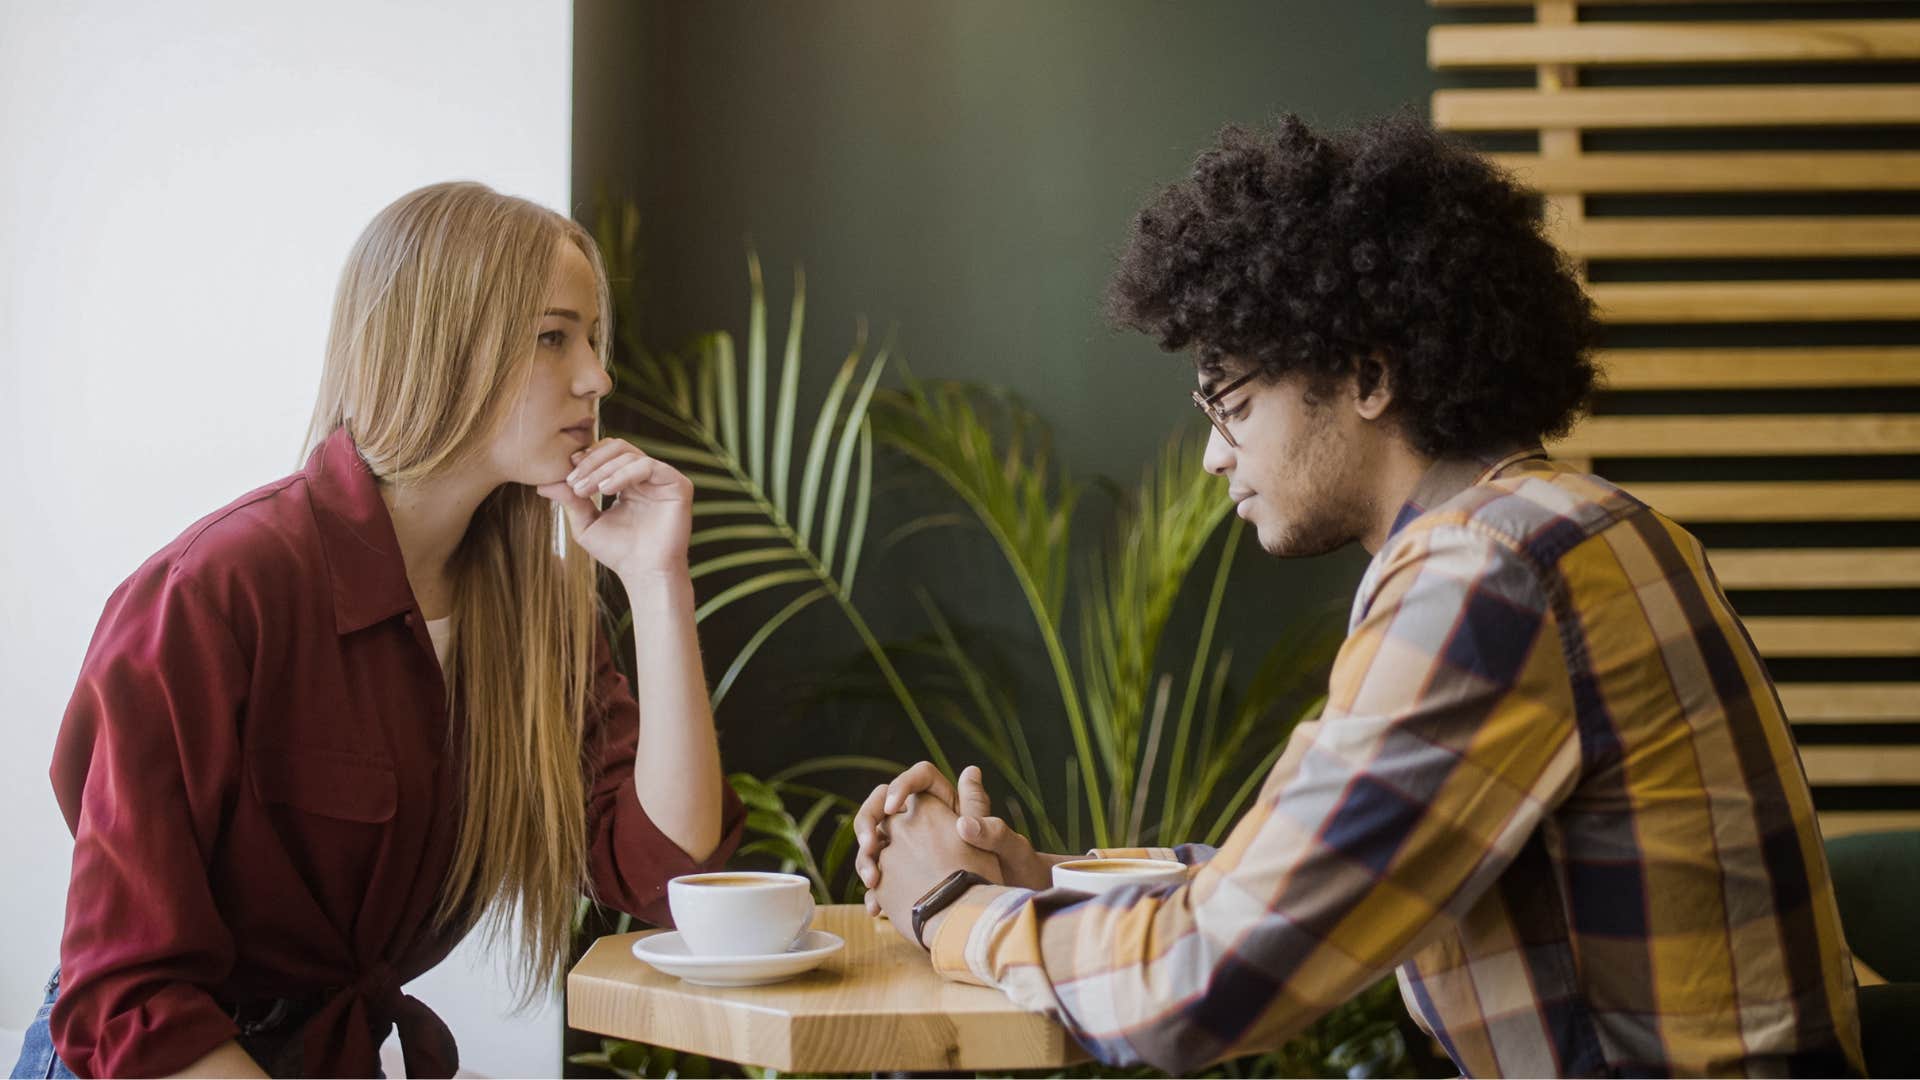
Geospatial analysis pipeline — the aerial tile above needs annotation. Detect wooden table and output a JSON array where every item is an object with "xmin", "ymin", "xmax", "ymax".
[{"xmin": 567, "ymin": 904, "xmax": 1088, "ymax": 1073}]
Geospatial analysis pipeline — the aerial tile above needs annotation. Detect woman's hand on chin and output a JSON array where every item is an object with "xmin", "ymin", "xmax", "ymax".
[{"xmin": 537, "ymin": 437, "xmax": 693, "ymax": 584}]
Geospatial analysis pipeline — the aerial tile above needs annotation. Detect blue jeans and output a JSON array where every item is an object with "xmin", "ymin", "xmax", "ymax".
[{"xmin": 9, "ymin": 970, "xmax": 74, "ymax": 1079}]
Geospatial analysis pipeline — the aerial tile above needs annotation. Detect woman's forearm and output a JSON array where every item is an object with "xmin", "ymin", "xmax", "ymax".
[
  {"xmin": 624, "ymin": 571, "xmax": 724, "ymax": 861},
  {"xmin": 165, "ymin": 1039, "xmax": 268, "ymax": 1079}
]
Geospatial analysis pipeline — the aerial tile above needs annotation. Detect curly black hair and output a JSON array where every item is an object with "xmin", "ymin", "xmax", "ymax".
[{"xmin": 1107, "ymin": 110, "xmax": 1599, "ymax": 459}]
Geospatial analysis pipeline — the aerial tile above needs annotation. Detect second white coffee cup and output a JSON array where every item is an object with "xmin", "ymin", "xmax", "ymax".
[
  {"xmin": 668, "ymin": 871, "xmax": 815, "ymax": 956},
  {"xmin": 1051, "ymin": 857, "xmax": 1188, "ymax": 894}
]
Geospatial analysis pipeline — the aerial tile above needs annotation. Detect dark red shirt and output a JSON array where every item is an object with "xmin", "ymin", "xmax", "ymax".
[{"xmin": 49, "ymin": 428, "xmax": 745, "ymax": 1078}]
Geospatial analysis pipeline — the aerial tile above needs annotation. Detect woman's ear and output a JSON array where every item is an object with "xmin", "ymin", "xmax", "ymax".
[{"xmin": 1353, "ymin": 350, "xmax": 1393, "ymax": 421}]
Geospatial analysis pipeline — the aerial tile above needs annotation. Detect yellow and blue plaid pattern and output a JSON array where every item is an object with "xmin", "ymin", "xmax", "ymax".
[{"xmin": 930, "ymin": 449, "xmax": 1864, "ymax": 1077}]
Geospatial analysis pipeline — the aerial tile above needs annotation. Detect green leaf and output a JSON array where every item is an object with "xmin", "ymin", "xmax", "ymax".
[
  {"xmin": 606, "ymin": 1038, "xmax": 653, "ymax": 1076},
  {"xmin": 1071, "ymin": 424, "xmax": 1233, "ymax": 844},
  {"xmin": 841, "ymin": 421, "xmax": 874, "ymax": 594},
  {"xmin": 738, "ymin": 837, "xmax": 807, "ymax": 864},
  {"xmin": 745, "ymin": 249, "xmax": 767, "ymax": 488},
  {"xmin": 696, "ymin": 337, "xmax": 718, "ymax": 439},
  {"xmin": 821, "ymin": 814, "xmax": 857, "ymax": 902},
  {"xmin": 679, "ymin": 471, "xmax": 750, "ymax": 493},
  {"xmin": 609, "ymin": 389, "xmax": 700, "ymax": 439},
  {"xmin": 689, "ymin": 548, "xmax": 807, "ymax": 581},
  {"xmin": 712, "ymin": 327, "xmax": 740, "ymax": 460},
  {"xmin": 1203, "ymin": 714, "xmax": 1296, "ymax": 847},
  {"xmin": 912, "ymin": 591, "xmax": 1059, "ymax": 848},
  {"xmin": 744, "ymin": 808, "xmax": 793, "ymax": 837},
  {"xmin": 872, "ymin": 376, "xmax": 1098, "ymax": 839},
  {"xmin": 796, "ymin": 345, "xmax": 863, "ymax": 546},
  {"xmin": 593, "ymin": 247, "xmax": 946, "ymax": 782},
  {"xmin": 878, "ymin": 512, "xmax": 972, "ymax": 552},
  {"xmin": 820, "ymin": 348, "xmax": 889, "ymax": 571},
  {"xmin": 690, "ymin": 499, "xmax": 764, "ymax": 517},
  {"xmin": 766, "ymin": 755, "xmax": 908, "ymax": 785},
  {"xmin": 711, "ymin": 587, "xmax": 832, "ymax": 709},
  {"xmin": 729, "ymin": 772, "xmax": 782, "ymax": 813},
  {"xmin": 626, "ymin": 436, "xmax": 725, "ymax": 469},
  {"xmin": 771, "ymin": 267, "xmax": 805, "ymax": 512},
  {"xmin": 1160, "ymin": 515, "xmax": 1244, "ymax": 842},
  {"xmin": 690, "ymin": 524, "xmax": 784, "ymax": 546},
  {"xmin": 795, "ymin": 793, "xmax": 837, "ymax": 845},
  {"xmin": 693, "ymin": 568, "xmax": 819, "ymax": 623}
]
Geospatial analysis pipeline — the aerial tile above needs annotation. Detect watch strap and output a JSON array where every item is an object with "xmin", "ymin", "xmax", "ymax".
[{"xmin": 910, "ymin": 868, "xmax": 989, "ymax": 947}]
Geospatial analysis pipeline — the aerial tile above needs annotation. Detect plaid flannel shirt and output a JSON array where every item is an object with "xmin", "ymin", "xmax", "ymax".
[{"xmin": 930, "ymin": 448, "xmax": 1864, "ymax": 1077}]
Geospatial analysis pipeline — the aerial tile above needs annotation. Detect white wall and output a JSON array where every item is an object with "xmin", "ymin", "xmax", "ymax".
[{"xmin": 0, "ymin": 2, "xmax": 573, "ymax": 1075}]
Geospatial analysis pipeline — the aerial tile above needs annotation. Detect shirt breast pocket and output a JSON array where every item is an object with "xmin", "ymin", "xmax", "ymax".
[{"xmin": 249, "ymin": 743, "xmax": 398, "ymax": 824}]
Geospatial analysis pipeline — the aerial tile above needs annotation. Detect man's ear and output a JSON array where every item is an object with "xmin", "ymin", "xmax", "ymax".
[{"xmin": 1353, "ymin": 350, "xmax": 1393, "ymax": 422}]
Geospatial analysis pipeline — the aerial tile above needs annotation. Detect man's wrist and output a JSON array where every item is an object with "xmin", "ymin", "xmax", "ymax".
[
  {"xmin": 911, "ymin": 868, "xmax": 990, "ymax": 948},
  {"xmin": 920, "ymin": 906, "xmax": 953, "ymax": 953}
]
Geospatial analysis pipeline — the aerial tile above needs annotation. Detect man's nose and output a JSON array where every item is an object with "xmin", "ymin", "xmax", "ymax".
[{"xmin": 1202, "ymin": 426, "xmax": 1234, "ymax": 477}]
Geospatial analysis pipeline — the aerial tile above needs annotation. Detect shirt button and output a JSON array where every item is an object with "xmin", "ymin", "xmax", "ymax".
[{"xmin": 405, "ymin": 613, "xmax": 417, "ymax": 626}]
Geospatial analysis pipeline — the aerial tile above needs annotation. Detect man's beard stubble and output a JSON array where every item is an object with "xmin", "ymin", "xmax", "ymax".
[{"xmin": 1256, "ymin": 414, "xmax": 1371, "ymax": 560}]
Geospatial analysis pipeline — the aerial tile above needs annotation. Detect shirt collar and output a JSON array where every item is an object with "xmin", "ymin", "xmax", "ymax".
[
  {"xmin": 305, "ymin": 427, "xmax": 418, "ymax": 635},
  {"xmin": 1383, "ymin": 444, "xmax": 1548, "ymax": 547}
]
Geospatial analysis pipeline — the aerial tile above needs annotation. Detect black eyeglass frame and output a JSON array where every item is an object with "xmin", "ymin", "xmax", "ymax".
[{"xmin": 1190, "ymin": 369, "xmax": 1262, "ymax": 448}]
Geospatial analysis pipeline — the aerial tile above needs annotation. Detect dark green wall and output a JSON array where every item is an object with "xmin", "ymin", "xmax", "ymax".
[{"xmin": 571, "ymin": 1, "xmax": 1446, "ymax": 797}]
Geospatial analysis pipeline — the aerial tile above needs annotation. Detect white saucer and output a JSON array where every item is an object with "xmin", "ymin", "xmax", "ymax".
[{"xmin": 631, "ymin": 929, "xmax": 845, "ymax": 987}]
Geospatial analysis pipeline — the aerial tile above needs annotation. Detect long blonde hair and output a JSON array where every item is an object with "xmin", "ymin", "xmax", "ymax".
[{"xmin": 305, "ymin": 181, "xmax": 612, "ymax": 999}]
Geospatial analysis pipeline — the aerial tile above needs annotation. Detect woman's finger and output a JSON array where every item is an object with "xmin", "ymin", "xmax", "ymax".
[
  {"xmin": 574, "ymin": 450, "xmax": 647, "ymax": 496},
  {"xmin": 594, "ymin": 456, "xmax": 660, "ymax": 497},
  {"xmin": 565, "ymin": 440, "xmax": 627, "ymax": 483},
  {"xmin": 534, "ymin": 481, "xmax": 599, "ymax": 537}
]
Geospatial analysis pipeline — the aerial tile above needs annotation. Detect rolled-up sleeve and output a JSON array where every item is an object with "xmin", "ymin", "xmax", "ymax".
[
  {"xmin": 50, "ymin": 566, "xmax": 247, "ymax": 1078},
  {"xmin": 583, "ymin": 630, "xmax": 744, "ymax": 925},
  {"xmin": 930, "ymin": 525, "xmax": 1583, "ymax": 1075}
]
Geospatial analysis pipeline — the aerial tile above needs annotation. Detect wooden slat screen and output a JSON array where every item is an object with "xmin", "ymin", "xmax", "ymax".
[{"xmin": 1429, "ymin": 0, "xmax": 1920, "ymax": 838}]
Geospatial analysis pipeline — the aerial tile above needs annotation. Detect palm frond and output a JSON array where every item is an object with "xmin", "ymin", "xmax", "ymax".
[
  {"xmin": 870, "ymin": 375, "xmax": 1100, "ymax": 836},
  {"xmin": 1158, "ymin": 515, "xmax": 1245, "ymax": 842},
  {"xmin": 1173, "ymin": 604, "xmax": 1347, "ymax": 843},
  {"xmin": 1076, "ymin": 426, "xmax": 1234, "ymax": 845},
  {"xmin": 593, "ymin": 212, "xmax": 949, "ymax": 773}
]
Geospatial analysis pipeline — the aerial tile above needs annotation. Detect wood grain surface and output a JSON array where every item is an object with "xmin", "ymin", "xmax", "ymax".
[
  {"xmin": 1430, "ymin": 20, "xmax": 1920, "ymax": 68},
  {"xmin": 567, "ymin": 904, "xmax": 1087, "ymax": 1073},
  {"xmin": 1488, "ymin": 152, "xmax": 1920, "ymax": 194}
]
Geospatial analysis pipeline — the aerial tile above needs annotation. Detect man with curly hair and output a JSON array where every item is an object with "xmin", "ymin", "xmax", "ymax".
[{"xmin": 855, "ymin": 112, "xmax": 1864, "ymax": 1078}]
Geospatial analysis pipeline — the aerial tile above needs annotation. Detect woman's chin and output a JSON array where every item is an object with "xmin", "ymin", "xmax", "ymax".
[{"xmin": 513, "ymin": 468, "xmax": 572, "ymax": 492}]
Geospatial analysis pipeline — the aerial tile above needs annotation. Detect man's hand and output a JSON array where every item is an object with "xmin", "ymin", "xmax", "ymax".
[
  {"xmin": 857, "ymin": 762, "xmax": 1065, "ymax": 916},
  {"xmin": 871, "ymin": 792, "xmax": 1001, "ymax": 949}
]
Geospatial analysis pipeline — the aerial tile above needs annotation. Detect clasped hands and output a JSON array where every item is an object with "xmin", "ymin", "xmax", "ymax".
[{"xmin": 853, "ymin": 762, "xmax": 1071, "ymax": 950}]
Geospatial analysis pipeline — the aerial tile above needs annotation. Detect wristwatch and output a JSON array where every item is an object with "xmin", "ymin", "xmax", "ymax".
[{"xmin": 910, "ymin": 869, "xmax": 990, "ymax": 948}]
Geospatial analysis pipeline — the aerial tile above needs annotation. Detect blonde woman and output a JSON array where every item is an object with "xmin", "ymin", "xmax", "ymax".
[{"xmin": 11, "ymin": 182, "xmax": 743, "ymax": 1079}]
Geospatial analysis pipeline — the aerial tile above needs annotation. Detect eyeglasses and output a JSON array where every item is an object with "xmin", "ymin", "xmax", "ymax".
[{"xmin": 1190, "ymin": 370, "xmax": 1261, "ymax": 448}]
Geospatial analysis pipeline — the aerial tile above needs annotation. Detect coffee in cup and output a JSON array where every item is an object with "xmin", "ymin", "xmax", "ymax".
[
  {"xmin": 1051, "ymin": 858, "xmax": 1187, "ymax": 895},
  {"xmin": 668, "ymin": 871, "xmax": 814, "ymax": 956}
]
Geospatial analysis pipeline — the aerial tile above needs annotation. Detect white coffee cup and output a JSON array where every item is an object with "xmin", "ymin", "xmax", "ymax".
[
  {"xmin": 667, "ymin": 871, "xmax": 815, "ymax": 956},
  {"xmin": 1051, "ymin": 857, "xmax": 1188, "ymax": 895}
]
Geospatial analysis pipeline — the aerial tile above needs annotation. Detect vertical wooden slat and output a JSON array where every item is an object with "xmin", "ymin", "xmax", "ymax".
[{"xmin": 1537, "ymin": 0, "xmax": 1586, "ymax": 284}]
